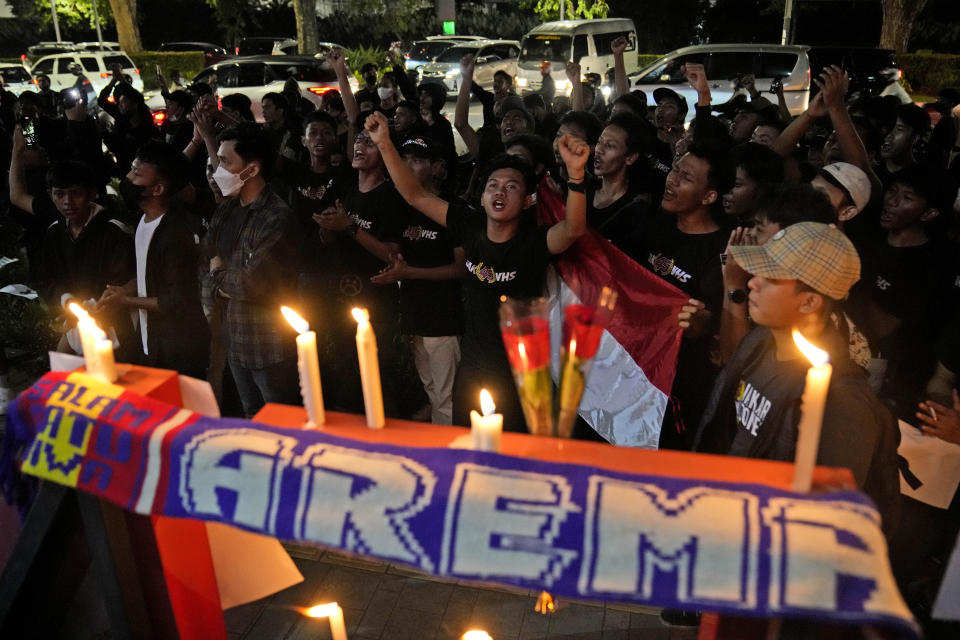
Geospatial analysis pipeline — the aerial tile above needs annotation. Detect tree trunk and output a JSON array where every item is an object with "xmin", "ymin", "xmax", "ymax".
[
  {"xmin": 292, "ymin": 0, "xmax": 319, "ymax": 55},
  {"xmin": 879, "ymin": 0, "xmax": 928, "ymax": 53},
  {"xmin": 106, "ymin": 0, "xmax": 142, "ymax": 53}
]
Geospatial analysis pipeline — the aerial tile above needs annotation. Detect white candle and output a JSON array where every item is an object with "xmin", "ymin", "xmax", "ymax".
[
  {"xmin": 303, "ymin": 602, "xmax": 347, "ymax": 640},
  {"xmin": 791, "ymin": 329, "xmax": 833, "ymax": 492},
  {"xmin": 351, "ymin": 308, "xmax": 385, "ymax": 429},
  {"xmin": 470, "ymin": 389, "xmax": 503, "ymax": 452},
  {"xmin": 68, "ymin": 303, "xmax": 117, "ymax": 383},
  {"xmin": 281, "ymin": 306, "xmax": 325, "ymax": 428}
]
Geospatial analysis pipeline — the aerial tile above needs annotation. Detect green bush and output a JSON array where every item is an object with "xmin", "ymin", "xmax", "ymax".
[
  {"xmin": 344, "ymin": 46, "xmax": 389, "ymax": 81},
  {"xmin": 637, "ymin": 54, "xmax": 663, "ymax": 71},
  {"xmin": 127, "ymin": 52, "xmax": 208, "ymax": 92},
  {"xmin": 898, "ymin": 53, "xmax": 960, "ymax": 96}
]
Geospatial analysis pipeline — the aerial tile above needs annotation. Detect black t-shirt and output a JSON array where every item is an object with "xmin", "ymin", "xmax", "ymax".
[
  {"xmin": 326, "ymin": 180, "xmax": 404, "ymax": 318},
  {"xmin": 628, "ymin": 212, "xmax": 727, "ymax": 313},
  {"xmin": 397, "ymin": 207, "xmax": 463, "ymax": 337},
  {"xmin": 588, "ymin": 188, "xmax": 652, "ymax": 255},
  {"xmin": 280, "ymin": 161, "xmax": 356, "ymax": 270},
  {"xmin": 445, "ymin": 200, "xmax": 551, "ymax": 375},
  {"xmin": 728, "ymin": 347, "xmax": 807, "ymax": 459}
]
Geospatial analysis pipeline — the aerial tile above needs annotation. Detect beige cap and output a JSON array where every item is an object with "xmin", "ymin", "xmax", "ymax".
[
  {"xmin": 821, "ymin": 162, "xmax": 871, "ymax": 213},
  {"xmin": 728, "ymin": 222, "xmax": 861, "ymax": 300}
]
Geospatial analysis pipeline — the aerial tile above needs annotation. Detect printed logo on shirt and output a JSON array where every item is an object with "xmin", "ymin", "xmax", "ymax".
[
  {"xmin": 465, "ymin": 259, "xmax": 516, "ymax": 284},
  {"xmin": 735, "ymin": 380, "xmax": 772, "ymax": 437},
  {"xmin": 403, "ymin": 226, "xmax": 438, "ymax": 241},
  {"xmin": 349, "ymin": 214, "xmax": 373, "ymax": 230},
  {"xmin": 875, "ymin": 276, "xmax": 891, "ymax": 291},
  {"xmin": 649, "ymin": 253, "xmax": 692, "ymax": 283},
  {"xmin": 298, "ymin": 184, "xmax": 328, "ymax": 201}
]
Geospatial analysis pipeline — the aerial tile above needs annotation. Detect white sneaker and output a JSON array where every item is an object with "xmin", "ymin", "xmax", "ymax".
[{"xmin": 0, "ymin": 386, "xmax": 13, "ymax": 416}]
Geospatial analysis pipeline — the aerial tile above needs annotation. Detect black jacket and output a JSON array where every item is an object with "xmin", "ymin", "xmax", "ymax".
[
  {"xmin": 138, "ymin": 208, "xmax": 210, "ymax": 378},
  {"xmin": 693, "ymin": 325, "xmax": 901, "ymax": 536}
]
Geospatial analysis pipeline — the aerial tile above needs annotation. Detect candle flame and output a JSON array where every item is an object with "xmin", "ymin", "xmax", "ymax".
[
  {"xmin": 281, "ymin": 306, "xmax": 310, "ymax": 334},
  {"xmin": 568, "ymin": 337, "xmax": 577, "ymax": 355},
  {"xmin": 534, "ymin": 591, "xmax": 556, "ymax": 614},
  {"xmin": 68, "ymin": 302, "xmax": 90, "ymax": 320},
  {"xmin": 302, "ymin": 602, "xmax": 340, "ymax": 618},
  {"xmin": 480, "ymin": 389, "xmax": 495, "ymax": 416},
  {"xmin": 461, "ymin": 631, "xmax": 493, "ymax": 640},
  {"xmin": 792, "ymin": 329, "xmax": 829, "ymax": 367},
  {"xmin": 351, "ymin": 307, "xmax": 369, "ymax": 324}
]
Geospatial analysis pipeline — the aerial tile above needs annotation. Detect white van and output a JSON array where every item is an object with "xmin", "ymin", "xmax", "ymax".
[{"xmin": 516, "ymin": 18, "xmax": 638, "ymax": 96}]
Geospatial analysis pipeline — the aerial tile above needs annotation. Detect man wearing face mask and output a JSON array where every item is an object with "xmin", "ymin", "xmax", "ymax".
[
  {"xmin": 355, "ymin": 62, "xmax": 381, "ymax": 110},
  {"xmin": 98, "ymin": 142, "xmax": 210, "ymax": 377},
  {"xmin": 203, "ymin": 123, "xmax": 300, "ymax": 417}
]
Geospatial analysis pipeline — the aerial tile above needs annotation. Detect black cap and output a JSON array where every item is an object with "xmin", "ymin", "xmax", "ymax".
[
  {"xmin": 500, "ymin": 95, "xmax": 536, "ymax": 130},
  {"xmin": 652, "ymin": 87, "xmax": 688, "ymax": 115},
  {"xmin": 400, "ymin": 136, "xmax": 442, "ymax": 159}
]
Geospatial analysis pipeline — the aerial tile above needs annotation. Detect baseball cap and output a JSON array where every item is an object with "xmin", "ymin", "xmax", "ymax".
[
  {"xmin": 728, "ymin": 222, "xmax": 861, "ymax": 300},
  {"xmin": 653, "ymin": 87, "xmax": 689, "ymax": 116},
  {"xmin": 500, "ymin": 95, "xmax": 536, "ymax": 130},
  {"xmin": 399, "ymin": 136, "xmax": 441, "ymax": 159},
  {"xmin": 819, "ymin": 162, "xmax": 871, "ymax": 213}
]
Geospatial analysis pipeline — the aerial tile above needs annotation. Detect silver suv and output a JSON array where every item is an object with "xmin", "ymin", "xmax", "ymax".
[
  {"xmin": 30, "ymin": 50, "xmax": 144, "ymax": 95},
  {"xmin": 420, "ymin": 39, "xmax": 521, "ymax": 92},
  {"xmin": 631, "ymin": 44, "xmax": 813, "ymax": 120}
]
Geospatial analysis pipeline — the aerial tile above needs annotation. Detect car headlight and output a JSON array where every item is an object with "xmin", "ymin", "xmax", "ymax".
[
  {"xmin": 445, "ymin": 68, "xmax": 459, "ymax": 77},
  {"xmin": 601, "ymin": 85, "xmax": 612, "ymax": 99},
  {"xmin": 516, "ymin": 77, "xmax": 528, "ymax": 88},
  {"xmin": 555, "ymin": 79, "xmax": 570, "ymax": 92}
]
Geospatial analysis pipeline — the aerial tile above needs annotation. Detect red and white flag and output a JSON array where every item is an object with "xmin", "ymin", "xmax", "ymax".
[{"xmin": 538, "ymin": 181, "xmax": 687, "ymax": 447}]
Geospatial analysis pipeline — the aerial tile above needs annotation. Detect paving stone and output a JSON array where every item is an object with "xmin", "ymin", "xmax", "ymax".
[
  {"xmin": 395, "ymin": 577, "xmax": 455, "ymax": 614},
  {"xmin": 518, "ymin": 608, "xmax": 550, "ymax": 639},
  {"xmin": 630, "ymin": 611, "xmax": 666, "ymax": 629},
  {"xmin": 471, "ymin": 590, "xmax": 533, "ymax": 638},
  {"xmin": 376, "ymin": 572, "xmax": 408, "ymax": 594},
  {"xmin": 223, "ymin": 600, "xmax": 265, "ymax": 634},
  {"xmin": 241, "ymin": 606, "xmax": 300, "ymax": 640},
  {"xmin": 271, "ymin": 559, "xmax": 333, "ymax": 606},
  {"xmin": 382, "ymin": 606, "xmax": 443, "ymax": 640},
  {"xmin": 448, "ymin": 585, "xmax": 482, "ymax": 607},
  {"xmin": 312, "ymin": 566, "xmax": 385, "ymax": 610},
  {"xmin": 354, "ymin": 588, "xmax": 401, "ymax": 639},
  {"xmin": 438, "ymin": 600, "xmax": 479, "ymax": 639},
  {"xmin": 602, "ymin": 609, "xmax": 631, "ymax": 631},
  {"xmin": 547, "ymin": 603, "xmax": 605, "ymax": 638}
]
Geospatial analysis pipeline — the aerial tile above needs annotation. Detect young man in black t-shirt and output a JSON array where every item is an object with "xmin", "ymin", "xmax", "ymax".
[
  {"xmin": 627, "ymin": 141, "xmax": 734, "ymax": 450},
  {"xmin": 364, "ymin": 111, "xmax": 589, "ymax": 432},
  {"xmin": 371, "ymin": 136, "xmax": 465, "ymax": 424},
  {"xmin": 846, "ymin": 165, "xmax": 954, "ymax": 418},
  {"xmin": 314, "ymin": 122, "xmax": 404, "ymax": 416}
]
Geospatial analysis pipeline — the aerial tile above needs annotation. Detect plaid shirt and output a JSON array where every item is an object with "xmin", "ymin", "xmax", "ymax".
[{"xmin": 207, "ymin": 187, "xmax": 298, "ymax": 369}]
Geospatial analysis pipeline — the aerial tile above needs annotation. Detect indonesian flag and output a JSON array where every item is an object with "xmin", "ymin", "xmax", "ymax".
[{"xmin": 538, "ymin": 181, "xmax": 687, "ymax": 447}]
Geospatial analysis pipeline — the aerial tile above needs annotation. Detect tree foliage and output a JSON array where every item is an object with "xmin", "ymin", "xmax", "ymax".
[{"xmin": 521, "ymin": 0, "xmax": 610, "ymax": 21}]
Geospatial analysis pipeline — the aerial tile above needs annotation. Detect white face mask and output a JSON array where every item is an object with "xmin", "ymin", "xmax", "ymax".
[
  {"xmin": 212, "ymin": 164, "xmax": 247, "ymax": 197},
  {"xmin": 377, "ymin": 87, "xmax": 394, "ymax": 100}
]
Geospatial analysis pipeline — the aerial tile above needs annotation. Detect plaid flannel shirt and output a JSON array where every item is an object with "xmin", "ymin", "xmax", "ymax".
[{"xmin": 207, "ymin": 187, "xmax": 298, "ymax": 369}]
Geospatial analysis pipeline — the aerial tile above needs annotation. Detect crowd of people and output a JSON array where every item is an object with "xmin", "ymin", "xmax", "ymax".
[{"xmin": 1, "ymin": 36, "xmax": 960, "ymax": 633}]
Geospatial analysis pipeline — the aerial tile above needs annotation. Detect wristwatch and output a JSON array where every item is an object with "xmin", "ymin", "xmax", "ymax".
[
  {"xmin": 727, "ymin": 289, "xmax": 747, "ymax": 304},
  {"xmin": 567, "ymin": 178, "xmax": 588, "ymax": 193}
]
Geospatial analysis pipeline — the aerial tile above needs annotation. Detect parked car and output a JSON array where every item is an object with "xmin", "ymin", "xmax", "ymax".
[
  {"xmin": 517, "ymin": 18, "xmax": 638, "ymax": 96},
  {"xmin": 146, "ymin": 55, "xmax": 355, "ymax": 122},
  {"xmin": 419, "ymin": 39, "xmax": 521, "ymax": 92},
  {"xmin": 236, "ymin": 37, "xmax": 298, "ymax": 57},
  {"xmin": 23, "ymin": 41, "xmax": 76, "ymax": 65},
  {"xmin": 425, "ymin": 35, "xmax": 486, "ymax": 42},
  {"xmin": 74, "ymin": 41, "xmax": 121, "ymax": 52},
  {"xmin": 159, "ymin": 41, "xmax": 230, "ymax": 66},
  {"xmin": 631, "ymin": 43, "xmax": 905, "ymax": 122},
  {"xmin": 30, "ymin": 50, "xmax": 144, "ymax": 95},
  {"xmin": 0, "ymin": 64, "xmax": 37, "ymax": 96},
  {"xmin": 405, "ymin": 39, "xmax": 458, "ymax": 77}
]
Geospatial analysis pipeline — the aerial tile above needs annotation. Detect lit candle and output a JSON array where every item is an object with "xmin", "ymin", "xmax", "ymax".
[
  {"xmin": 281, "ymin": 306, "xmax": 325, "ymax": 428},
  {"xmin": 470, "ymin": 389, "xmax": 503, "ymax": 452},
  {"xmin": 461, "ymin": 631, "xmax": 493, "ymax": 640},
  {"xmin": 791, "ymin": 329, "xmax": 833, "ymax": 492},
  {"xmin": 68, "ymin": 302, "xmax": 117, "ymax": 382},
  {"xmin": 303, "ymin": 602, "xmax": 347, "ymax": 640},
  {"xmin": 534, "ymin": 591, "xmax": 556, "ymax": 614},
  {"xmin": 351, "ymin": 308, "xmax": 385, "ymax": 429}
]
